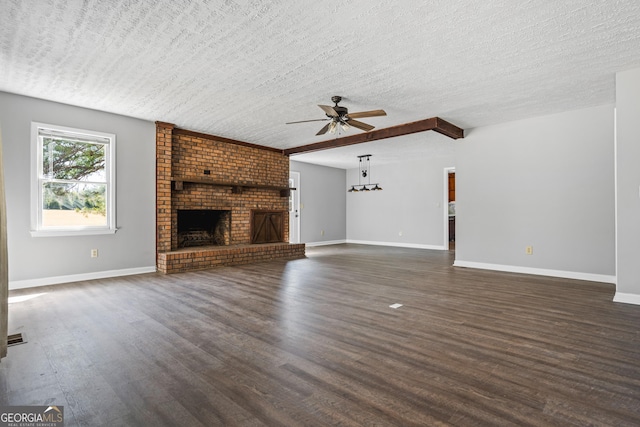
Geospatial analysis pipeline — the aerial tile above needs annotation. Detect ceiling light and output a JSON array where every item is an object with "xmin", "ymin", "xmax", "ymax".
[{"xmin": 348, "ymin": 154, "xmax": 382, "ymax": 193}]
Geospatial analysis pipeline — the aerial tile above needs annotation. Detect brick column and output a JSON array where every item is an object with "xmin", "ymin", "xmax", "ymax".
[{"xmin": 156, "ymin": 122, "xmax": 174, "ymax": 267}]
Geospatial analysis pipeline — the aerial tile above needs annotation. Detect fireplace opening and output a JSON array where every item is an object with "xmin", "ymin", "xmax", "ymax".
[{"xmin": 177, "ymin": 209, "xmax": 231, "ymax": 248}]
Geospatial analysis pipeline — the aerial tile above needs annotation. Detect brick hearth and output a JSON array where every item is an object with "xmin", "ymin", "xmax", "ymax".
[
  {"xmin": 156, "ymin": 122, "xmax": 305, "ymax": 273},
  {"xmin": 157, "ymin": 243, "xmax": 305, "ymax": 274}
]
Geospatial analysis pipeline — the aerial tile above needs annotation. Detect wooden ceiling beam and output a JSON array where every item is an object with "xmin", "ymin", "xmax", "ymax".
[
  {"xmin": 432, "ymin": 117, "xmax": 465, "ymax": 140},
  {"xmin": 283, "ymin": 116, "xmax": 464, "ymax": 156}
]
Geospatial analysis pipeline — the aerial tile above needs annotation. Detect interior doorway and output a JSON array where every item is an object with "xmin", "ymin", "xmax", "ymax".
[
  {"xmin": 289, "ymin": 171, "xmax": 300, "ymax": 243},
  {"xmin": 444, "ymin": 167, "xmax": 455, "ymax": 251}
]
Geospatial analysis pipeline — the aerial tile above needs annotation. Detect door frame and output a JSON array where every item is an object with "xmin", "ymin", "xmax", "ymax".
[
  {"xmin": 289, "ymin": 171, "xmax": 301, "ymax": 243},
  {"xmin": 443, "ymin": 167, "xmax": 455, "ymax": 249}
]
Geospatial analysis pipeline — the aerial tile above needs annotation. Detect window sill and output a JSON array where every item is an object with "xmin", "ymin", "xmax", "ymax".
[{"xmin": 30, "ymin": 228, "xmax": 118, "ymax": 237}]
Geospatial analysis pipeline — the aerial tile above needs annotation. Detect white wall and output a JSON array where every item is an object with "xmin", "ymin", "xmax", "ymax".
[
  {"xmin": 455, "ymin": 104, "xmax": 616, "ymax": 282},
  {"xmin": 0, "ymin": 92, "xmax": 156, "ymax": 289},
  {"xmin": 290, "ymin": 160, "xmax": 346, "ymax": 244},
  {"xmin": 346, "ymin": 154, "xmax": 455, "ymax": 249},
  {"xmin": 614, "ymin": 68, "xmax": 640, "ymax": 304}
]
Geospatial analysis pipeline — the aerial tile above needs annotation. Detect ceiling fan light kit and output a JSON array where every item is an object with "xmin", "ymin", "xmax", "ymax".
[
  {"xmin": 287, "ymin": 95, "xmax": 386, "ymax": 136},
  {"xmin": 348, "ymin": 154, "xmax": 382, "ymax": 193}
]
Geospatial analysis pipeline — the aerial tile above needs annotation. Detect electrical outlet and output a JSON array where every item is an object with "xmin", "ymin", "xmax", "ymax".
[
  {"xmin": 525, "ymin": 246, "xmax": 533, "ymax": 255},
  {"xmin": 399, "ymin": 231, "xmax": 403, "ymax": 236},
  {"xmin": 91, "ymin": 249, "xmax": 98, "ymax": 258},
  {"xmin": 320, "ymin": 230, "xmax": 325, "ymax": 236}
]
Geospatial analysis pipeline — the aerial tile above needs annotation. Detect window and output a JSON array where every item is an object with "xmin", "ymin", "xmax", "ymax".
[{"xmin": 31, "ymin": 122, "xmax": 116, "ymax": 236}]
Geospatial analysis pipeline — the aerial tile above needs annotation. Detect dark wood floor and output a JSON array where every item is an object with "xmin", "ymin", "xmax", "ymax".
[{"xmin": 2, "ymin": 244, "xmax": 640, "ymax": 426}]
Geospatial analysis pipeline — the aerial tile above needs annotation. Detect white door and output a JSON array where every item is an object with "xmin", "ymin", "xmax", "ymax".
[{"xmin": 289, "ymin": 171, "xmax": 300, "ymax": 243}]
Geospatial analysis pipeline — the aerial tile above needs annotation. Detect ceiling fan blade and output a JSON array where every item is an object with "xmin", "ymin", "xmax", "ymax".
[
  {"xmin": 286, "ymin": 118, "xmax": 330, "ymax": 124},
  {"xmin": 346, "ymin": 109, "xmax": 387, "ymax": 119},
  {"xmin": 316, "ymin": 122, "xmax": 332, "ymax": 135},
  {"xmin": 318, "ymin": 104, "xmax": 339, "ymax": 117},
  {"xmin": 348, "ymin": 119, "xmax": 375, "ymax": 132}
]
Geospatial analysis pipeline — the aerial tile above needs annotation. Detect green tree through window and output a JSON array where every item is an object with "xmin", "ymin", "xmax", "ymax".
[
  {"xmin": 42, "ymin": 138, "xmax": 106, "ymax": 217},
  {"xmin": 43, "ymin": 137, "xmax": 105, "ymax": 180}
]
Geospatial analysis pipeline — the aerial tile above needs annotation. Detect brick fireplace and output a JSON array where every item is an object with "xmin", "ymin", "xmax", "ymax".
[{"xmin": 155, "ymin": 122, "xmax": 305, "ymax": 273}]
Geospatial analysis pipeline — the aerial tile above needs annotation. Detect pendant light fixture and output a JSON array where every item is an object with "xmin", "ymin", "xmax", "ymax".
[{"xmin": 347, "ymin": 154, "xmax": 382, "ymax": 192}]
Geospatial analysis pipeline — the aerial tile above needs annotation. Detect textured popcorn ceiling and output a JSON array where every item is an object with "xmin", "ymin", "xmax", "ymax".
[{"xmin": 2, "ymin": 0, "xmax": 640, "ymax": 168}]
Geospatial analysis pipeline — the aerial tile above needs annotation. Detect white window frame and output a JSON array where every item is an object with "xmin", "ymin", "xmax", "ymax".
[{"xmin": 30, "ymin": 122, "xmax": 117, "ymax": 237}]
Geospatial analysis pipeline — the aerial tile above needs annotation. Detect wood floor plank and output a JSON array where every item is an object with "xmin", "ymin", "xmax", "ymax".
[{"xmin": 2, "ymin": 244, "xmax": 640, "ymax": 426}]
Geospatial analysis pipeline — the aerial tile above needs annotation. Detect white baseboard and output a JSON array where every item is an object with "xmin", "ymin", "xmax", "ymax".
[
  {"xmin": 347, "ymin": 240, "xmax": 446, "ymax": 251},
  {"xmin": 613, "ymin": 292, "xmax": 640, "ymax": 305},
  {"xmin": 452, "ymin": 260, "xmax": 616, "ymax": 284},
  {"xmin": 9, "ymin": 266, "xmax": 157, "ymax": 290},
  {"xmin": 304, "ymin": 239, "xmax": 347, "ymax": 247}
]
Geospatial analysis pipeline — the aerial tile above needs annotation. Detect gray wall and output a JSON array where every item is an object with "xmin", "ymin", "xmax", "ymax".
[
  {"xmin": 290, "ymin": 160, "xmax": 346, "ymax": 244},
  {"xmin": 455, "ymin": 104, "xmax": 615, "ymax": 280},
  {"xmin": 0, "ymin": 92, "xmax": 156, "ymax": 288},
  {"xmin": 615, "ymin": 68, "xmax": 640, "ymax": 303},
  {"xmin": 2, "ymin": 91, "xmax": 620, "ymax": 291},
  {"xmin": 346, "ymin": 155, "xmax": 455, "ymax": 248}
]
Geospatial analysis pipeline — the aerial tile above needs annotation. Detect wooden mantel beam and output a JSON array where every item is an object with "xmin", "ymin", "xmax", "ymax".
[{"xmin": 283, "ymin": 116, "xmax": 464, "ymax": 156}]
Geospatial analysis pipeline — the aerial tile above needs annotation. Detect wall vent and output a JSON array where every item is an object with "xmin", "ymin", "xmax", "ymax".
[{"xmin": 8, "ymin": 333, "xmax": 26, "ymax": 346}]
